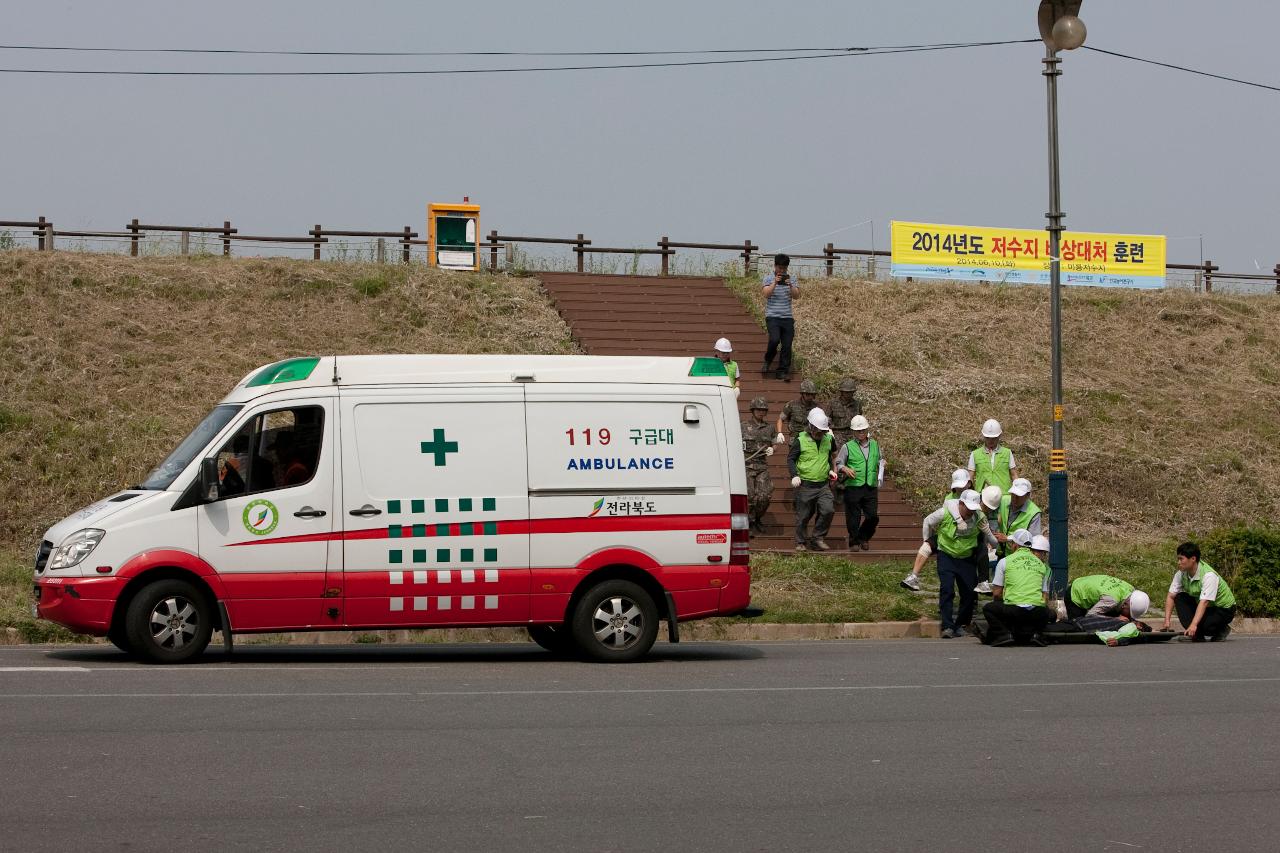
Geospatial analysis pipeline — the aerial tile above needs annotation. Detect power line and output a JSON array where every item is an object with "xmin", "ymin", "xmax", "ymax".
[
  {"xmin": 0, "ymin": 40, "xmax": 1037, "ymax": 76},
  {"xmin": 1084, "ymin": 46, "xmax": 1280, "ymax": 94},
  {"xmin": 0, "ymin": 40, "xmax": 1022, "ymax": 57}
]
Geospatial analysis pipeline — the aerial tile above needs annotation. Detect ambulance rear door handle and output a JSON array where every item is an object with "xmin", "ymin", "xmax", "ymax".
[
  {"xmin": 294, "ymin": 507, "xmax": 327, "ymax": 519},
  {"xmin": 348, "ymin": 505, "xmax": 382, "ymax": 517}
]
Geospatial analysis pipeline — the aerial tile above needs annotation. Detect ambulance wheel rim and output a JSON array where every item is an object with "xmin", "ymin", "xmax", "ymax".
[
  {"xmin": 591, "ymin": 595, "xmax": 644, "ymax": 650},
  {"xmin": 147, "ymin": 595, "xmax": 200, "ymax": 650}
]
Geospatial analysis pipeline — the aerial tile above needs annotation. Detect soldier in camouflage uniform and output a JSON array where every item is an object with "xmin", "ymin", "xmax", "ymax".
[
  {"xmin": 742, "ymin": 397, "xmax": 775, "ymax": 533},
  {"xmin": 776, "ymin": 380, "xmax": 822, "ymax": 443},
  {"xmin": 827, "ymin": 377, "xmax": 864, "ymax": 451}
]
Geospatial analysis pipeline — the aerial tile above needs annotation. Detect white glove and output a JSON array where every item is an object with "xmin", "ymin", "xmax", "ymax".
[
  {"xmin": 765, "ymin": 446, "xmax": 774, "ymax": 457},
  {"xmin": 774, "ymin": 433, "xmax": 786, "ymax": 444},
  {"xmin": 790, "ymin": 476, "xmax": 801, "ymax": 488},
  {"xmin": 733, "ymin": 387, "xmax": 741, "ymax": 398}
]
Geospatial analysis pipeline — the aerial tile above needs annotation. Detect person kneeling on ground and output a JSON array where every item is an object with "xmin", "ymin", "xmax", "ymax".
[
  {"xmin": 1066, "ymin": 574, "xmax": 1150, "ymax": 624},
  {"xmin": 983, "ymin": 533, "xmax": 1052, "ymax": 647},
  {"xmin": 1162, "ymin": 541, "xmax": 1237, "ymax": 642},
  {"xmin": 900, "ymin": 468, "xmax": 980, "ymax": 591}
]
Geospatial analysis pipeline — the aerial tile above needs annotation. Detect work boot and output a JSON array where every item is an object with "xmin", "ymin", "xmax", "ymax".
[
  {"xmin": 1211, "ymin": 624, "xmax": 1232, "ymax": 642},
  {"xmin": 940, "ymin": 628, "xmax": 956, "ymax": 639},
  {"xmin": 811, "ymin": 538, "xmax": 831, "ymax": 552},
  {"xmin": 859, "ymin": 540, "xmax": 870, "ymax": 551},
  {"xmin": 795, "ymin": 543, "xmax": 807, "ymax": 552},
  {"xmin": 760, "ymin": 363, "xmax": 773, "ymax": 378}
]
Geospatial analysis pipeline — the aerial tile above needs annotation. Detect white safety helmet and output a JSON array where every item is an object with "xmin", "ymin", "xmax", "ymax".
[
  {"xmin": 1011, "ymin": 528, "xmax": 1034, "ymax": 547},
  {"xmin": 806, "ymin": 408, "xmax": 830, "ymax": 431},
  {"xmin": 980, "ymin": 485, "xmax": 1003, "ymax": 511},
  {"xmin": 1009, "ymin": 478, "xmax": 1032, "ymax": 497},
  {"xmin": 950, "ymin": 468, "xmax": 971, "ymax": 490},
  {"xmin": 850, "ymin": 415, "xmax": 870, "ymax": 431},
  {"xmin": 958, "ymin": 489, "xmax": 982, "ymax": 511},
  {"xmin": 1030, "ymin": 534, "xmax": 1051, "ymax": 554},
  {"xmin": 714, "ymin": 337, "xmax": 733, "ymax": 354},
  {"xmin": 1127, "ymin": 590, "xmax": 1150, "ymax": 619},
  {"xmin": 982, "ymin": 418, "xmax": 1003, "ymax": 439}
]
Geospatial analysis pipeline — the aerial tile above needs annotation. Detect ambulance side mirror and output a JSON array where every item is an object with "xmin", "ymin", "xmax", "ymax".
[{"xmin": 200, "ymin": 458, "xmax": 220, "ymax": 503}]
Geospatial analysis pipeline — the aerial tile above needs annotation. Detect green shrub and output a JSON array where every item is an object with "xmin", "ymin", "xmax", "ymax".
[{"xmin": 1200, "ymin": 525, "xmax": 1280, "ymax": 617}]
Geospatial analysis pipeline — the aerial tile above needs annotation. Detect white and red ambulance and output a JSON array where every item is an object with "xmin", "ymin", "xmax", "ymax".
[{"xmin": 33, "ymin": 355, "xmax": 754, "ymax": 662}]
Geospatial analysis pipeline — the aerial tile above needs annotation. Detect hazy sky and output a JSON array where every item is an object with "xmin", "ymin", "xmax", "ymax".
[{"xmin": 5, "ymin": 1, "xmax": 1278, "ymax": 273}]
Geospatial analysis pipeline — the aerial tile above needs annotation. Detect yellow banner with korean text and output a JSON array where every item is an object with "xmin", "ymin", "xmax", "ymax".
[{"xmin": 890, "ymin": 220, "xmax": 1166, "ymax": 289}]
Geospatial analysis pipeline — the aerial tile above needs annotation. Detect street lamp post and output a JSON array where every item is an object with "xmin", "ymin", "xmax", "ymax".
[{"xmin": 1037, "ymin": 1, "xmax": 1086, "ymax": 595}]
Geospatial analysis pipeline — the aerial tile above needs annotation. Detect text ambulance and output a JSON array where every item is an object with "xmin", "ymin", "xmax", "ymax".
[{"xmin": 34, "ymin": 355, "xmax": 754, "ymax": 662}]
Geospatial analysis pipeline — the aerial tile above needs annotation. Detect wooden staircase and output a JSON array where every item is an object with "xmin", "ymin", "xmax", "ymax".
[{"xmin": 537, "ymin": 272, "xmax": 920, "ymax": 561}]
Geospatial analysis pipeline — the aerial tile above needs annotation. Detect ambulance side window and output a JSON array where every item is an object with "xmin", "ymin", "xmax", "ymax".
[{"xmin": 213, "ymin": 406, "xmax": 324, "ymax": 499}]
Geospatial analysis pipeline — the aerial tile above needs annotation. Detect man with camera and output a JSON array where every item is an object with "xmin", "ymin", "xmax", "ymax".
[{"xmin": 761, "ymin": 253, "xmax": 799, "ymax": 381}]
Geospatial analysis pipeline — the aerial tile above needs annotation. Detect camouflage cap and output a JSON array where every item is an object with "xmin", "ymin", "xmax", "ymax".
[
  {"xmin": 799, "ymin": 380, "xmax": 817, "ymax": 394},
  {"xmin": 839, "ymin": 377, "xmax": 858, "ymax": 392},
  {"xmin": 749, "ymin": 397, "xmax": 769, "ymax": 411}
]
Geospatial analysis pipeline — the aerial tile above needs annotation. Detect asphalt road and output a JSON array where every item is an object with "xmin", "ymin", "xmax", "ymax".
[{"xmin": 1, "ymin": 637, "xmax": 1277, "ymax": 853}]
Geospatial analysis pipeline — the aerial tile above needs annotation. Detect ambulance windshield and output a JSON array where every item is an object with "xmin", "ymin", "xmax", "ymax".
[{"xmin": 139, "ymin": 405, "xmax": 243, "ymax": 490}]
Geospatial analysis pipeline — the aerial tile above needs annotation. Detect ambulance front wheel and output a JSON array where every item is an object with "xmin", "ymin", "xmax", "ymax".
[
  {"xmin": 571, "ymin": 579, "xmax": 659, "ymax": 663},
  {"xmin": 124, "ymin": 579, "xmax": 214, "ymax": 664}
]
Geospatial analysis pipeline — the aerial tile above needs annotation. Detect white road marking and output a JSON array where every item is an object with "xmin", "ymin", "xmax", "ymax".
[
  {"xmin": 0, "ymin": 667, "xmax": 93, "ymax": 672},
  {"xmin": 4, "ymin": 676, "xmax": 1279, "ymax": 699}
]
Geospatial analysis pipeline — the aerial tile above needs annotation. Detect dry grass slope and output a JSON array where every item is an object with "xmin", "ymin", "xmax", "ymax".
[
  {"xmin": 738, "ymin": 276, "xmax": 1280, "ymax": 542},
  {"xmin": 0, "ymin": 252, "xmax": 579, "ymax": 560}
]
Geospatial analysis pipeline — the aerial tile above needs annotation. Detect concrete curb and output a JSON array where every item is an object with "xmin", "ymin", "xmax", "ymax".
[{"xmin": 7, "ymin": 617, "xmax": 1279, "ymax": 646}]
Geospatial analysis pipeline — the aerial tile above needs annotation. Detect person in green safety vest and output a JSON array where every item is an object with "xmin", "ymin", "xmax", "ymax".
[
  {"xmin": 1066, "ymin": 574, "xmax": 1150, "ymax": 623},
  {"xmin": 998, "ymin": 478, "xmax": 1043, "ymax": 541},
  {"xmin": 835, "ymin": 414, "xmax": 883, "ymax": 551},
  {"xmin": 973, "ymin": 484, "xmax": 1004, "ymax": 596},
  {"xmin": 969, "ymin": 418, "xmax": 1019, "ymax": 495},
  {"xmin": 787, "ymin": 407, "xmax": 837, "ymax": 552},
  {"xmin": 926, "ymin": 488, "xmax": 993, "ymax": 638},
  {"xmin": 1162, "ymin": 541, "xmax": 1238, "ymax": 641},
  {"xmin": 900, "ymin": 468, "xmax": 980, "ymax": 592},
  {"xmin": 982, "ymin": 532, "xmax": 1052, "ymax": 646},
  {"xmin": 713, "ymin": 337, "xmax": 739, "ymax": 396}
]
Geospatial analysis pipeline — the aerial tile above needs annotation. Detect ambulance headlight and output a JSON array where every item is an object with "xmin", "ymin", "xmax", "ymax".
[{"xmin": 48, "ymin": 529, "xmax": 105, "ymax": 570}]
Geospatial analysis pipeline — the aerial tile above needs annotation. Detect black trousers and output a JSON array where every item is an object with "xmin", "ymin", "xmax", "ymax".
[
  {"xmin": 1173, "ymin": 592, "xmax": 1236, "ymax": 640},
  {"xmin": 764, "ymin": 317, "xmax": 795, "ymax": 373},
  {"xmin": 937, "ymin": 550, "xmax": 977, "ymax": 632},
  {"xmin": 1065, "ymin": 581, "xmax": 1088, "ymax": 620},
  {"xmin": 842, "ymin": 485, "xmax": 879, "ymax": 545},
  {"xmin": 983, "ymin": 601, "xmax": 1050, "ymax": 643}
]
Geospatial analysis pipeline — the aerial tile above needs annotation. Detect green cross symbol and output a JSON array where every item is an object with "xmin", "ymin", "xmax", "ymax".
[{"xmin": 420, "ymin": 428, "xmax": 459, "ymax": 466}]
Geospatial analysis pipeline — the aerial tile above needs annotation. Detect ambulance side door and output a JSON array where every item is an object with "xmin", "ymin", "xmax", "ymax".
[
  {"xmin": 338, "ymin": 387, "xmax": 530, "ymax": 627},
  {"xmin": 197, "ymin": 398, "xmax": 337, "ymax": 630}
]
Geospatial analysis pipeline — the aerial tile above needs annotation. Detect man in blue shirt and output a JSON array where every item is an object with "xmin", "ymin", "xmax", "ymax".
[{"xmin": 761, "ymin": 253, "xmax": 799, "ymax": 382}]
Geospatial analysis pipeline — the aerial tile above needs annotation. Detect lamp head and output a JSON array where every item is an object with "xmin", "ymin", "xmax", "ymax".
[{"xmin": 1038, "ymin": 0, "xmax": 1086, "ymax": 51}]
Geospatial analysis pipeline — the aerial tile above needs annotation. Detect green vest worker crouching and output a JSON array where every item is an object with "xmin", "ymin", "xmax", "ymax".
[
  {"xmin": 1163, "ymin": 541, "xmax": 1237, "ymax": 641},
  {"xmin": 1066, "ymin": 574, "xmax": 1150, "ymax": 623},
  {"xmin": 788, "ymin": 407, "xmax": 836, "ymax": 552},
  {"xmin": 983, "ymin": 531, "xmax": 1052, "ymax": 647}
]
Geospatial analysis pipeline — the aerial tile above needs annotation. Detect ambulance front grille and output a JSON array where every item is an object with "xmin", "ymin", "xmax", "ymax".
[{"xmin": 34, "ymin": 540, "xmax": 52, "ymax": 574}]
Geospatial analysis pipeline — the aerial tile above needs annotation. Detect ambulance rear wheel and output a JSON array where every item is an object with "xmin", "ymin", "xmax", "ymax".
[
  {"xmin": 571, "ymin": 580, "xmax": 659, "ymax": 663},
  {"xmin": 124, "ymin": 579, "xmax": 213, "ymax": 664},
  {"xmin": 527, "ymin": 624, "xmax": 576, "ymax": 656}
]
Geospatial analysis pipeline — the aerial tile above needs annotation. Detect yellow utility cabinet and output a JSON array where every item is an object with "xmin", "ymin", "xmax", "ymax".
[{"xmin": 427, "ymin": 202, "xmax": 480, "ymax": 270}]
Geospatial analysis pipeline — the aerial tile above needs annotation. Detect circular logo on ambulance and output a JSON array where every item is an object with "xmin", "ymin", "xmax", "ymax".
[{"xmin": 242, "ymin": 499, "xmax": 279, "ymax": 536}]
